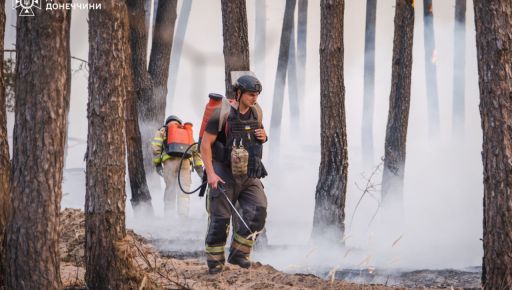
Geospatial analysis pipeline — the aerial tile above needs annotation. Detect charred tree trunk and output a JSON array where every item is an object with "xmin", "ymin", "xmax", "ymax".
[
  {"xmin": 297, "ymin": 0, "xmax": 308, "ymax": 116},
  {"xmin": 146, "ymin": 0, "xmax": 177, "ymax": 191},
  {"xmin": 254, "ymin": 0, "xmax": 266, "ymax": 80},
  {"xmin": 148, "ymin": 0, "xmax": 177, "ymax": 121},
  {"xmin": 423, "ymin": 0, "xmax": 440, "ymax": 137},
  {"xmin": 288, "ymin": 24, "xmax": 300, "ymax": 131},
  {"xmin": 452, "ymin": 0, "xmax": 466, "ymax": 137},
  {"xmin": 125, "ymin": 13, "xmax": 153, "ymax": 216},
  {"xmin": 128, "ymin": 0, "xmax": 177, "ymax": 184},
  {"xmin": 126, "ymin": 0, "xmax": 156, "ymax": 212},
  {"xmin": 146, "ymin": 0, "xmax": 157, "ymax": 61},
  {"xmin": 269, "ymin": 0, "xmax": 296, "ymax": 160},
  {"xmin": 381, "ymin": 0, "xmax": 414, "ymax": 210},
  {"xmin": 168, "ymin": 0, "xmax": 193, "ymax": 104},
  {"xmin": 6, "ymin": 1, "xmax": 71, "ymax": 288},
  {"xmin": 221, "ymin": 0, "xmax": 250, "ymax": 99},
  {"xmin": 127, "ymin": 0, "xmax": 152, "ymax": 127},
  {"xmin": 0, "ymin": 1, "xmax": 8, "ymax": 286},
  {"xmin": 144, "ymin": 0, "xmax": 152, "ymax": 42},
  {"xmin": 127, "ymin": 0, "xmax": 156, "ymax": 186},
  {"xmin": 473, "ymin": 1, "xmax": 512, "ymax": 288},
  {"xmin": 86, "ymin": 1, "xmax": 144, "ymax": 288},
  {"xmin": 362, "ymin": 0, "xmax": 377, "ymax": 169},
  {"xmin": 312, "ymin": 0, "xmax": 348, "ymax": 242}
]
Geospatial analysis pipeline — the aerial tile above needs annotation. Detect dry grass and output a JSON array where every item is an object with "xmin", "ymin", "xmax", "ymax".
[{"xmin": 59, "ymin": 208, "xmax": 457, "ymax": 290}]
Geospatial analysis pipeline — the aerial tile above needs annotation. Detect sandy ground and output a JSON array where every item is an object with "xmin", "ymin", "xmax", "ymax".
[{"xmin": 58, "ymin": 208, "xmax": 459, "ymax": 290}]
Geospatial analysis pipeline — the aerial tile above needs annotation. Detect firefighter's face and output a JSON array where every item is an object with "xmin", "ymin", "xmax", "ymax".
[{"xmin": 239, "ymin": 91, "xmax": 259, "ymax": 107}]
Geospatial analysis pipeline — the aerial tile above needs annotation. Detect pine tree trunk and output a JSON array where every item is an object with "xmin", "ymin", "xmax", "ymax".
[
  {"xmin": 0, "ymin": 1, "xmax": 9, "ymax": 286},
  {"xmin": 126, "ymin": 0, "xmax": 156, "ymax": 212},
  {"xmin": 144, "ymin": 0, "xmax": 152, "ymax": 41},
  {"xmin": 473, "ymin": 1, "xmax": 512, "ymax": 288},
  {"xmin": 127, "ymin": 0, "xmax": 158, "ymax": 187},
  {"xmin": 125, "ymin": 12, "xmax": 153, "ymax": 216},
  {"xmin": 423, "ymin": 0, "xmax": 440, "ymax": 137},
  {"xmin": 145, "ymin": 0, "xmax": 177, "ymax": 178},
  {"xmin": 168, "ymin": 0, "xmax": 193, "ymax": 104},
  {"xmin": 269, "ymin": 0, "xmax": 296, "ymax": 160},
  {"xmin": 86, "ymin": 1, "xmax": 144, "ymax": 288},
  {"xmin": 362, "ymin": 0, "xmax": 377, "ymax": 169},
  {"xmin": 381, "ymin": 0, "xmax": 414, "ymax": 210},
  {"xmin": 312, "ymin": 0, "xmax": 348, "ymax": 243},
  {"xmin": 297, "ymin": 0, "xmax": 307, "ymax": 115},
  {"xmin": 288, "ymin": 24, "xmax": 300, "ymax": 130},
  {"xmin": 452, "ymin": 0, "xmax": 466, "ymax": 137},
  {"xmin": 6, "ymin": 1, "xmax": 71, "ymax": 288},
  {"xmin": 254, "ymin": 0, "xmax": 266, "ymax": 80},
  {"xmin": 128, "ymin": 0, "xmax": 177, "ymax": 182},
  {"xmin": 221, "ymin": 0, "xmax": 250, "ymax": 99},
  {"xmin": 148, "ymin": 0, "xmax": 177, "ymax": 120}
]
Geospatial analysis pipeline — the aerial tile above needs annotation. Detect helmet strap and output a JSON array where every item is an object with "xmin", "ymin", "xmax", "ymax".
[{"xmin": 236, "ymin": 90, "xmax": 242, "ymax": 102}]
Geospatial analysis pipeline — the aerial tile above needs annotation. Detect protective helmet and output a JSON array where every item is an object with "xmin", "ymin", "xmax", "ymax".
[
  {"xmin": 164, "ymin": 115, "xmax": 182, "ymax": 125},
  {"xmin": 233, "ymin": 75, "xmax": 262, "ymax": 94}
]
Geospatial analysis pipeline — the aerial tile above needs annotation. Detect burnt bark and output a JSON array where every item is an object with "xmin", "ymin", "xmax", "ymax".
[
  {"xmin": 297, "ymin": 0, "xmax": 308, "ymax": 116},
  {"xmin": 126, "ymin": 0, "xmax": 156, "ymax": 212},
  {"xmin": 148, "ymin": 0, "xmax": 177, "ymax": 120},
  {"xmin": 362, "ymin": 0, "xmax": 376, "ymax": 168},
  {"xmin": 423, "ymin": 0, "xmax": 440, "ymax": 137},
  {"xmin": 0, "ymin": 1, "xmax": 8, "ymax": 286},
  {"xmin": 86, "ymin": 1, "xmax": 144, "ymax": 288},
  {"xmin": 221, "ymin": 0, "xmax": 250, "ymax": 99},
  {"xmin": 125, "ymin": 5, "xmax": 153, "ymax": 215},
  {"xmin": 381, "ymin": 0, "xmax": 414, "ymax": 210},
  {"xmin": 6, "ymin": 1, "xmax": 71, "ymax": 288},
  {"xmin": 168, "ymin": 0, "xmax": 193, "ymax": 104},
  {"xmin": 473, "ymin": 1, "xmax": 512, "ymax": 288},
  {"xmin": 254, "ymin": 0, "xmax": 266, "ymax": 80},
  {"xmin": 269, "ymin": 0, "xmax": 296, "ymax": 160},
  {"xmin": 127, "ymin": 0, "xmax": 155, "ymax": 180},
  {"xmin": 312, "ymin": 0, "xmax": 348, "ymax": 242},
  {"xmin": 144, "ymin": 0, "xmax": 152, "ymax": 37},
  {"xmin": 128, "ymin": 0, "xmax": 177, "ymax": 185},
  {"xmin": 452, "ymin": 0, "xmax": 466, "ymax": 137}
]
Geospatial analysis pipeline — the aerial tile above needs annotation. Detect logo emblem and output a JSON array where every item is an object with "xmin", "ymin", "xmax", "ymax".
[{"xmin": 14, "ymin": 0, "xmax": 41, "ymax": 17}]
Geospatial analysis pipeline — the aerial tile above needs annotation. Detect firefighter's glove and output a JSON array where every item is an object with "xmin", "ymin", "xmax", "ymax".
[
  {"xmin": 194, "ymin": 166, "xmax": 204, "ymax": 179},
  {"xmin": 247, "ymin": 143, "xmax": 267, "ymax": 179},
  {"xmin": 156, "ymin": 164, "xmax": 164, "ymax": 177},
  {"xmin": 248, "ymin": 157, "xmax": 267, "ymax": 179}
]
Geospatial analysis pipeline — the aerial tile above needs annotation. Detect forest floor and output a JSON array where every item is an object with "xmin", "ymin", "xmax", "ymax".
[{"xmin": 59, "ymin": 208, "xmax": 481, "ymax": 290}]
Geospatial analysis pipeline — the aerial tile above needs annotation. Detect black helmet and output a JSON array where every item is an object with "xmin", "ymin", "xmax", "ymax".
[
  {"xmin": 234, "ymin": 75, "xmax": 262, "ymax": 94},
  {"xmin": 165, "ymin": 115, "xmax": 182, "ymax": 125}
]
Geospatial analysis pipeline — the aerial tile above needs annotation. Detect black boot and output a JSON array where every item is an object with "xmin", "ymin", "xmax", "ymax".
[
  {"xmin": 208, "ymin": 263, "xmax": 224, "ymax": 275},
  {"xmin": 227, "ymin": 252, "xmax": 251, "ymax": 269}
]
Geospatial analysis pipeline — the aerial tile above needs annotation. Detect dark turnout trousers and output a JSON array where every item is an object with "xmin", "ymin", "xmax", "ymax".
[{"xmin": 205, "ymin": 160, "xmax": 267, "ymax": 268}]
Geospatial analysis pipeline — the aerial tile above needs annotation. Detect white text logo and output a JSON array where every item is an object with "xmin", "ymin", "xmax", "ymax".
[{"xmin": 14, "ymin": 0, "xmax": 41, "ymax": 17}]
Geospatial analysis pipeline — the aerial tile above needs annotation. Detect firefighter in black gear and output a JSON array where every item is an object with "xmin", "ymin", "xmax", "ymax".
[{"xmin": 200, "ymin": 74, "xmax": 268, "ymax": 274}]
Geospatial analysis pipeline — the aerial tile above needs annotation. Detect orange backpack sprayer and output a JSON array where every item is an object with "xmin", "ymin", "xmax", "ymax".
[
  {"xmin": 178, "ymin": 93, "xmax": 233, "ymax": 196},
  {"xmin": 165, "ymin": 122, "xmax": 194, "ymax": 158},
  {"xmin": 177, "ymin": 92, "xmax": 263, "ymax": 193},
  {"xmin": 198, "ymin": 93, "xmax": 225, "ymax": 145}
]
